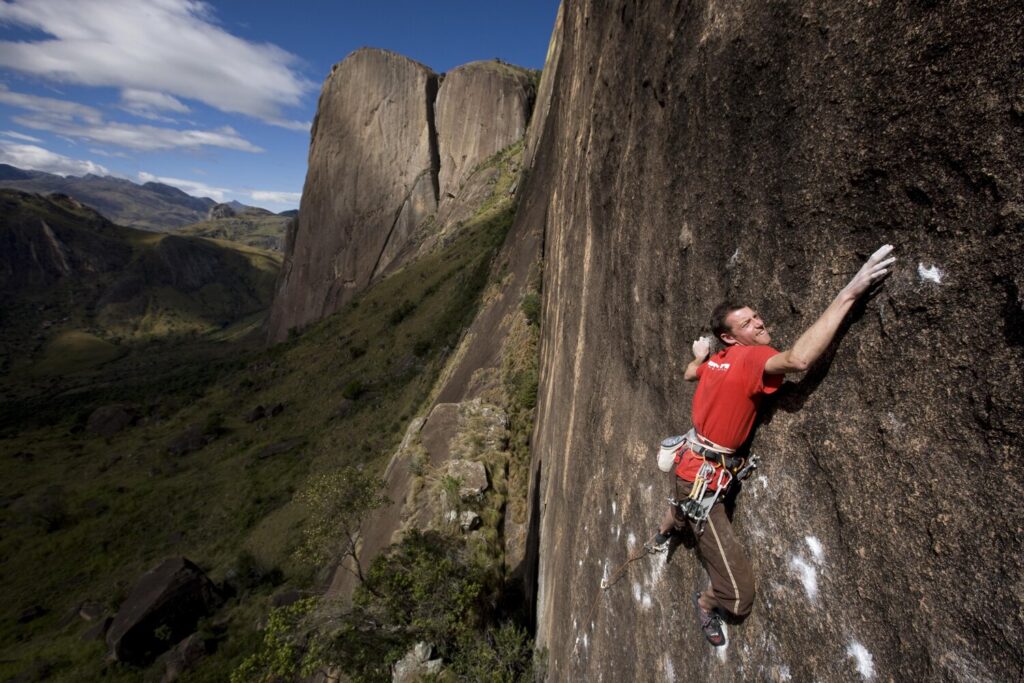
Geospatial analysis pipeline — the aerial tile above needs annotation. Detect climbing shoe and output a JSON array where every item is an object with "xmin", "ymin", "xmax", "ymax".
[
  {"xmin": 650, "ymin": 531, "xmax": 672, "ymax": 553},
  {"xmin": 692, "ymin": 592, "xmax": 726, "ymax": 647}
]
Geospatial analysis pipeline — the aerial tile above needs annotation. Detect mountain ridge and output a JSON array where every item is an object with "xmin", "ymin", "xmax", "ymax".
[{"xmin": 0, "ymin": 164, "xmax": 289, "ymax": 232}]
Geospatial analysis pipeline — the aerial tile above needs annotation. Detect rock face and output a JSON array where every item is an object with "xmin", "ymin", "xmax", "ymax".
[
  {"xmin": 268, "ymin": 50, "xmax": 537, "ymax": 342},
  {"xmin": 207, "ymin": 203, "xmax": 235, "ymax": 220},
  {"xmin": 525, "ymin": 2, "xmax": 1024, "ymax": 682},
  {"xmin": 106, "ymin": 557, "xmax": 221, "ymax": 665},
  {"xmin": 522, "ymin": 2, "xmax": 563, "ymax": 171},
  {"xmin": 268, "ymin": 49, "xmax": 439, "ymax": 342},
  {"xmin": 392, "ymin": 642, "xmax": 442, "ymax": 682},
  {"xmin": 435, "ymin": 61, "xmax": 534, "ymax": 205}
]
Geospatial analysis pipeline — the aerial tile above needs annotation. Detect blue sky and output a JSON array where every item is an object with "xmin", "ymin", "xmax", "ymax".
[{"xmin": 0, "ymin": 1, "xmax": 559, "ymax": 212}]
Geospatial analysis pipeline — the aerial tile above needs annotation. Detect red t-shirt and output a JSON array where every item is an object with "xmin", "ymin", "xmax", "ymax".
[{"xmin": 674, "ymin": 344, "xmax": 783, "ymax": 487}]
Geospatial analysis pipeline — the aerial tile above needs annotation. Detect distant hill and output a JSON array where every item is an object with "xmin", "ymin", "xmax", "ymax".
[
  {"xmin": 0, "ymin": 189, "xmax": 281, "ymax": 375},
  {"xmin": 0, "ymin": 164, "xmax": 216, "ymax": 231},
  {"xmin": 175, "ymin": 203, "xmax": 293, "ymax": 252}
]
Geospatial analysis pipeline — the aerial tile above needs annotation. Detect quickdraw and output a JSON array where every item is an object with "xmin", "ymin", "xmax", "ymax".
[{"xmin": 670, "ymin": 454, "xmax": 759, "ymax": 534}]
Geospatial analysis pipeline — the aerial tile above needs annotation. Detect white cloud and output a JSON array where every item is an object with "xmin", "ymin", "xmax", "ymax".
[
  {"xmin": 249, "ymin": 190, "xmax": 301, "ymax": 204},
  {"xmin": 0, "ymin": 0, "xmax": 314, "ymax": 128},
  {"xmin": 0, "ymin": 84, "xmax": 102, "ymax": 123},
  {"xmin": 0, "ymin": 81, "xmax": 262, "ymax": 153},
  {"xmin": 264, "ymin": 118, "xmax": 311, "ymax": 133},
  {"xmin": 88, "ymin": 147, "xmax": 131, "ymax": 159},
  {"xmin": 1, "ymin": 129, "xmax": 42, "ymax": 143},
  {"xmin": 121, "ymin": 88, "xmax": 190, "ymax": 114},
  {"xmin": 13, "ymin": 112, "xmax": 262, "ymax": 153},
  {"xmin": 138, "ymin": 171, "xmax": 228, "ymax": 201},
  {"xmin": 120, "ymin": 88, "xmax": 191, "ymax": 121},
  {"xmin": 0, "ymin": 142, "xmax": 108, "ymax": 176}
]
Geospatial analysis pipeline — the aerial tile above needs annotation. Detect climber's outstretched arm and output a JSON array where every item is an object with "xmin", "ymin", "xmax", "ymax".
[{"xmin": 765, "ymin": 244, "xmax": 895, "ymax": 376}]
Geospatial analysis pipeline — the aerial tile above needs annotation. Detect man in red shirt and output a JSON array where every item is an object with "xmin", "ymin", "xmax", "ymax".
[{"xmin": 656, "ymin": 244, "xmax": 896, "ymax": 647}]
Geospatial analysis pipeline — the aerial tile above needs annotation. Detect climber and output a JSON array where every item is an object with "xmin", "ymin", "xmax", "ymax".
[{"xmin": 654, "ymin": 244, "xmax": 896, "ymax": 647}]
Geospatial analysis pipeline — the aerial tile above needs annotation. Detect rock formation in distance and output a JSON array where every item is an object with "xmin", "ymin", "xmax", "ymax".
[
  {"xmin": 267, "ymin": 49, "xmax": 537, "ymax": 342},
  {"xmin": 435, "ymin": 61, "xmax": 535, "ymax": 207},
  {"xmin": 268, "ymin": 49, "xmax": 439, "ymax": 342}
]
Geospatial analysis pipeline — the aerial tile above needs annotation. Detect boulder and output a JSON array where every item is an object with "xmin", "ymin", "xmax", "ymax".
[
  {"xmin": 16, "ymin": 605, "xmax": 46, "ymax": 624},
  {"xmin": 244, "ymin": 405, "xmax": 266, "ymax": 423},
  {"xmin": 420, "ymin": 403, "xmax": 461, "ymax": 466},
  {"xmin": 270, "ymin": 589, "xmax": 312, "ymax": 609},
  {"xmin": 459, "ymin": 510, "xmax": 481, "ymax": 532},
  {"xmin": 81, "ymin": 616, "xmax": 112, "ymax": 642},
  {"xmin": 445, "ymin": 460, "xmax": 488, "ymax": 500},
  {"xmin": 392, "ymin": 642, "xmax": 443, "ymax": 683},
  {"xmin": 86, "ymin": 404, "xmax": 138, "ymax": 438},
  {"xmin": 78, "ymin": 602, "xmax": 104, "ymax": 621},
  {"xmin": 106, "ymin": 557, "xmax": 221, "ymax": 665},
  {"xmin": 207, "ymin": 203, "xmax": 236, "ymax": 219},
  {"xmin": 166, "ymin": 424, "xmax": 211, "ymax": 456},
  {"xmin": 158, "ymin": 633, "xmax": 207, "ymax": 683}
]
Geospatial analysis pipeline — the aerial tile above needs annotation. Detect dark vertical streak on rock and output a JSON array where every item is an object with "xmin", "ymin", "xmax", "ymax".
[{"xmin": 425, "ymin": 74, "xmax": 441, "ymax": 204}]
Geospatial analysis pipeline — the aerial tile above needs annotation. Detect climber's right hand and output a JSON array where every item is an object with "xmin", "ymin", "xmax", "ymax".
[
  {"xmin": 842, "ymin": 244, "xmax": 896, "ymax": 299},
  {"xmin": 692, "ymin": 336, "xmax": 711, "ymax": 361}
]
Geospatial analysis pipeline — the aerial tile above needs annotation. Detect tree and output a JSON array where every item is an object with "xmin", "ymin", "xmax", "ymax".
[{"xmin": 295, "ymin": 466, "xmax": 388, "ymax": 583}]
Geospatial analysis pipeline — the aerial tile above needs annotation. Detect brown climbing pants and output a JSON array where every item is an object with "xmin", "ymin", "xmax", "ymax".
[{"xmin": 670, "ymin": 499, "xmax": 755, "ymax": 618}]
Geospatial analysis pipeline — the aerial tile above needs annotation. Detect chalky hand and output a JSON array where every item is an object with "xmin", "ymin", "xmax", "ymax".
[{"xmin": 843, "ymin": 244, "xmax": 896, "ymax": 299}]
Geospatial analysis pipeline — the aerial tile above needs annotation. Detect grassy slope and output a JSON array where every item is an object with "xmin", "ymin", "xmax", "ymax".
[
  {"xmin": 175, "ymin": 214, "xmax": 291, "ymax": 252},
  {"xmin": 0, "ymin": 193, "xmax": 281, "ymax": 390},
  {"xmin": 0, "ymin": 147, "xmax": 520, "ymax": 681}
]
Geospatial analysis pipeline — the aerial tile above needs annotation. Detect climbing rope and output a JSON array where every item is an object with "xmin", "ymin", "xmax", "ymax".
[{"xmin": 570, "ymin": 534, "xmax": 660, "ymax": 660}]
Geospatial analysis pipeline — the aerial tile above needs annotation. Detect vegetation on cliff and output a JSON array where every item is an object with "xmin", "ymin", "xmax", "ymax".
[
  {"xmin": 234, "ymin": 143, "xmax": 543, "ymax": 682},
  {"xmin": 0, "ymin": 145, "xmax": 527, "ymax": 681}
]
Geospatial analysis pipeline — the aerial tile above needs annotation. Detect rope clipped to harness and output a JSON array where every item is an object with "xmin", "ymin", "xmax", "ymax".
[{"xmin": 669, "ymin": 454, "xmax": 759, "ymax": 534}]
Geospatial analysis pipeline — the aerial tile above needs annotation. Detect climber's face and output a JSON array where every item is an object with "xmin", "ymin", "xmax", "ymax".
[{"xmin": 720, "ymin": 307, "xmax": 771, "ymax": 346}]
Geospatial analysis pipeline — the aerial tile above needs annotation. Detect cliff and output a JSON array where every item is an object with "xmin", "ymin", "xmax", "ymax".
[
  {"xmin": 525, "ymin": 2, "xmax": 1024, "ymax": 681},
  {"xmin": 268, "ymin": 50, "xmax": 538, "ymax": 343},
  {"xmin": 268, "ymin": 49, "xmax": 439, "ymax": 342},
  {"xmin": 435, "ymin": 61, "xmax": 535, "ymax": 207}
]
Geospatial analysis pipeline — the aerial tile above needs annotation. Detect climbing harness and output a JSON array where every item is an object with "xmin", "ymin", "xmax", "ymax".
[
  {"xmin": 657, "ymin": 428, "xmax": 753, "ymax": 529},
  {"xmin": 670, "ymin": 455, "xmax": 759, "ymax": 534},
  {"xmin": 658, "ymin": 428, "xmax": 760, "ymax": 534},
  {"xmin": 659, "ymin": 428, "xmax": 744, "ymax": 473}
]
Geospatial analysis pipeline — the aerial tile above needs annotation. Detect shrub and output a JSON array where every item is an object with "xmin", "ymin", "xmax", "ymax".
[
  {"xmin": 520, "ymin": 292, "xmax": 541, "ymax": 327},
  {"xmin": 231, "ymin": 598, "xmax": 319, "ymax": 683},
  {"xmin": 362, "ymin": 531, "xmax": 483, "ymax": 637},
  {"xmin": 388, "ymin": 300, "xmax": 416, "ymax": 326},
  {"xmin": 341, "ymin": 379, "xmax": 365, "ymax": 400},
  {"xmin": 232, "ymin": 550, "xmax": 284, "ymax": 594},
  {"xmin": 412, "ymin": 339, "xmax": 431, "ymax": 357}
]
